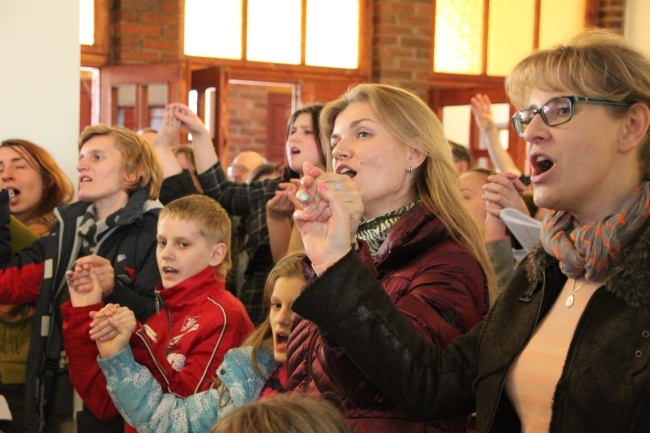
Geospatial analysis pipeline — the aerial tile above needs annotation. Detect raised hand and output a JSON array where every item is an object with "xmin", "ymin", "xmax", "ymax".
[
  {"xmin": 294, "ymin": 161, "xmax": 363, "ymax": 267},
  {"xmin": 482, "ymin": 172, "xmax": 528, "ymax": 241},
  {"xmin": 67, "ymin": 264, "xmax": 101, "ymax": 307},
  {"xmin": 89, "ymin": 303, "xmax": 136, "ymax": 358},
  {"xmin": 470, "ymin": 93, "xmax": 496, "ymax": 134},
  {"xmin": 267, "ymin": 180, "xmax": 301, "ymax": 219}
]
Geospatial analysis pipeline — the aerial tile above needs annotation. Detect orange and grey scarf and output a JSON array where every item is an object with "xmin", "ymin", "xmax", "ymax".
[{"xmin": 541, "ymin": 181, "xmax": 650, "ymax": 281}]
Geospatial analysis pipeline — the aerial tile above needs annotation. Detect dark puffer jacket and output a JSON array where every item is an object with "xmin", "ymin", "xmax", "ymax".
[
  {"xmin": 288, "ymin": 203, "xmax": 489, "ymax": 433},
  {"xmin": 292, "ymin": 221, "xmax": 650, "ymax": 433}
]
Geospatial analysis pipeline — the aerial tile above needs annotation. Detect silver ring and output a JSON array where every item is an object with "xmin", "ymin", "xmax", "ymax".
[{"xmin": 334, "ymin": 180, "xmax": 342, "ymax": 191}]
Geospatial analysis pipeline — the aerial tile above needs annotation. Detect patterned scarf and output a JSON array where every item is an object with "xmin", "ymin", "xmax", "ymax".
[
  {"xmin": 541, "ymin": 181, "xmax": 650, "ymax": 281},
  {"xmin": 77, "ymin": 204, "xmax": 122, "ymax": 256},
  {"xmin": 357, "ymin": 202, "xmax": 416, "ymax": 257}
]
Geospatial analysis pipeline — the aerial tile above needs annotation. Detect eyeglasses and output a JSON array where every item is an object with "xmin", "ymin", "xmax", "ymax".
[{"xmin": 511, "ymin": 96, "xmax": 632, "ymax": 137}]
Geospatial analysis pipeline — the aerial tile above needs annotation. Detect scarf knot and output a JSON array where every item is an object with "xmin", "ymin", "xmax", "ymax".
[{"xmin": 541, "ymin": 181, "xmax": 650, "ymax": 281}]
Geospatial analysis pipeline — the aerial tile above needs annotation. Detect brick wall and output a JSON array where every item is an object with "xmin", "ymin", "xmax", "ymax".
[
  {"xmin": 227, "ymin": 84, "xmax": 270, "ymax": 160},
  {"xmin": 112, "ymin": 0, "xmax": 180, "ymax": 64},
  {"xmin": 372, "ymin": 0, "xmax": 433, "ymax": 100}
]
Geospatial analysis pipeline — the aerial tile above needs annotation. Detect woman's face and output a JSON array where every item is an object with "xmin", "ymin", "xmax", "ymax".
[
  {"xmin": 269, "ymin": 275, "xmax": 304, "ymax": 364},
  {"xmin": 286, "ymin": 113, "xmax": 322, "ymax": 175},
  {"xmin": 524, "ymin": 88, "xmax": 635, "ymax": 222},
  {"xmin": 77, "ymin": 135, "xmax": 135, "ymax": 218},
  {"xmin": 460, "ymin": 171, "xmax": 489, "ymax": 224},
  {"xmin": 331, "ymin": 101, "xmax": 416, "ymax": 219},
  {"xmin": 0, "ymin": 146, "xmax": 45, "ymax": 222}
]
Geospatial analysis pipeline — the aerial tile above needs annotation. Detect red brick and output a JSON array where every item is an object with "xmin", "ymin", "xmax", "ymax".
[
  {"xmin": 113, "ymin": 35, "xmax": 141, "ymax": 49},
  {"xmin": 114, "ymin": 22, "xmax": 161, "ymax": 37},
  {"xmin": 399, "ymin": 15, "xmax": 432, "ymax": 28},
  {"xmin": 142, "ymin": 12, "xmax": 178, "ymax": 26},
  {"xmin": 401, "ymin": 37, "xmax": 430, "ymax": 49},
  {"xmin": 376, "ymin": 3, "xmax": 416, "ymax": 15},
  {"xmin": 142, "ymin": 37, "xmax": 178, "ymax": 51},
  {"xmin": 374, "ymin": 24, "xmax": 412, "ymax": 35},
  {"xmin": 114, "ymin": 11, "xmax": 140, "ymax": 22}
]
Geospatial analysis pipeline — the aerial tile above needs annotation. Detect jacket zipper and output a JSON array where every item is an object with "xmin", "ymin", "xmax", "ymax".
[
  {"xmin": 136, "ymin": 292, "xmax": 175, "ymax": 392},
  {"xmin": 485, "ymin": 271, "xmax": 547, "ymax": 433}
]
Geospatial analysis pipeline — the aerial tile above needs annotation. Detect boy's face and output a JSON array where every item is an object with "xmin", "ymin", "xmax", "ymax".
[{"xmin": 156, "ymin": 216, "xmax": 226, "ymax": 289}]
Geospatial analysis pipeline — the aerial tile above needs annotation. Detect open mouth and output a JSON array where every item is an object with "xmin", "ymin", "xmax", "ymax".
[
  {"xmin": 274, "ymin": 331, "xmax": 289, "ymax": 350},
  {"xmin": 531, "ymin": 155, "xmax": 554, "ymax": 176},
  {"xmin": 162, "ymin": 266, "xmax": 178, "ymax": 276},
  {"xmin": 6, "ymin": 188, "xmax": 18, "ymax": 204},
  {"xmin": 337, "ymin": 167, "xmax": 357, "ymax": 178},
  {"xmin": 290, "ymin": 147, "xmax": 301, "ymax": 155},
  {"xmin": 79, "ymin": 176, "xmax": 92, "ymax": 184}
]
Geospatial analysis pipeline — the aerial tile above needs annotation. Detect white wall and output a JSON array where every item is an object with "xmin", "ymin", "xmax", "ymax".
[
  {"xmin": 625, "ymin": 0, "xmax": 650, "ymax": 59},
  {"xmin": 0, "ymin": 0, "xmax": 80, "ymax": 193}
]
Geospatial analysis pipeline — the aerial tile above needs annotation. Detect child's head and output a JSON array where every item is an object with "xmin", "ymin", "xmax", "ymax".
[
  {"xmin": 210, "ymin": 394, "xmax": 352, "ymax": 433},
  {"xmin": 157, "ymin": 195, "xmax": 231, "ymax": 288},
  {"xmin": 241, "ymin": 252, "xmax": 306, "ymax": 367}
]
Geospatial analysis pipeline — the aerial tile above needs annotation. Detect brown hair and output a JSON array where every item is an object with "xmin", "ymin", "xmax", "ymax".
[
  {"xmin": 320, "ymin": 83, "xmax": 497, "ymax": 304},
  {"xmin": 79, "ymin": 124, "xmax": 163, "ymax": 199},
  {"xmin": 159, "ymin": 194, "xmax": 232, "ymax": 279},
  {"xmin": 213, "ymin": 252, "xmax": 306, "ymax": 407},
  {"xmin": 210, "ymin": 394, "xmax": 352, "ymax": 433},
  {"xmin": 0, "ymin": 139, "xmax": 74, "ymax": 224},
  {"xmin": 506, "ymin": 29, "xmax": 650, "ymax": 180},
  {"xmin": 284, "ymin": 104, "xmax": 326, "ymax": 179}
]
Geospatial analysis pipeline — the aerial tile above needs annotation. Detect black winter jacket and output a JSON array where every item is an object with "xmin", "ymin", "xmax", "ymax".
[
  {"xmin": 0, "ymin": 188, "xmax": 162, "ymax": 433},
  {"xmin": 292, "ymin": 224, "xmax": 650, "ymax": 433}
]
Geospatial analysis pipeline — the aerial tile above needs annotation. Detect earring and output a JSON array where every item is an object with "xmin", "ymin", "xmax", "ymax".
[{"xmin": 408, "ymin": 165, "xmax": 413, "ymax": 173}]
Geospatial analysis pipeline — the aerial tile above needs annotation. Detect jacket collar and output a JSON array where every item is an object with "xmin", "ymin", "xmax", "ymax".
[
  {"xmin": 57, "ymin": 188, "xmax": 161, "ymax": 225},
  {"xmin": 524, "ymin": 222, "xmax": 650, "ymax": 307},
  {"xmin": 375, "ymin": 202, "xmax": 447, "ymax": 267}
]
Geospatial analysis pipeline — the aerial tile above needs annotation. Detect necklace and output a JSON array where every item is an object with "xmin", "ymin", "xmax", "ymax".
[{"xmin": 565, "ymin": 278, "xmax": 589, "ymax": 308}]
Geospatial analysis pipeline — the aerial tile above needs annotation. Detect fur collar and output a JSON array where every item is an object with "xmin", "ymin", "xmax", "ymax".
[{"xmin": 524, "ymin": 222, "xmax": 650, "ymax": 307}]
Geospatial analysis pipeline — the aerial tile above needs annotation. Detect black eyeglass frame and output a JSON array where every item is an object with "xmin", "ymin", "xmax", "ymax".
[{"xmin": 511, "ymin": 95, "xmax": 632, "ymax": 137}]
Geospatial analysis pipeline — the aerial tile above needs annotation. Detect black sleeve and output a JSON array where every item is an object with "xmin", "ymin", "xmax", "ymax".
[
  {"xmin": 291, "ymin": 250, "xmax": 480, "ymax": 420},
  {"xmin": 159, "ymin": 170, "xmax": 199, "ymax": 205}
]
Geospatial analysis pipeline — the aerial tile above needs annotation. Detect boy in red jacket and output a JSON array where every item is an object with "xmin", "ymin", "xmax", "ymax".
[{"xmin": 61, "ymin": 194, "xmax": 254, "ymax": 432}]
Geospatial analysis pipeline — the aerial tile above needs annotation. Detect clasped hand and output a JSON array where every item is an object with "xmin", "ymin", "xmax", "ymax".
[{"xmin": 293, "ymin": 162, "xmax": 363, "ymax": 268}]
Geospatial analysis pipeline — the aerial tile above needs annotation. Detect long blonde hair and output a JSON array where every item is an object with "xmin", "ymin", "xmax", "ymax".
[{"xmin": 320, "ymin": 83, "xmax": 497, "ymax": 303}]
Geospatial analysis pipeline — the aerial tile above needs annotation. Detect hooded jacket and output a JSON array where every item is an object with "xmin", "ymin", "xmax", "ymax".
[{"xmin": 0, "ymin": 188, "xmax": 161, "ymax": 433}]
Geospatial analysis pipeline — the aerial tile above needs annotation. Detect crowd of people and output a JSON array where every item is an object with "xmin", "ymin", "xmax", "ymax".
[{"xmin": 1, "ymin": 29, "xmax": 649, "ymax": 433}]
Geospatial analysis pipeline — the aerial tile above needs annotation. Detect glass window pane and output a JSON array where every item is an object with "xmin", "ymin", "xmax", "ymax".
[
  {"xmin": 184, "ymin": 0, "xmax": 242, "ymax": 59},
  {"xmin": 306, "ymin": 0, "xmax": 358, "ymax": 68},
  {"xmin": 434, "ymin": 0, "xmax": 484, "ymax": 74},
  {"xmin": 539, "ymin": 0, "xmax": 586, "ymax": 49},
  {"xmin": 79, "ymin": 0, "xmax": 94, "ymax": 45},
  {"xmin": 247, "ymin": 0, "xmax": 301, "ymax": 64},
  {"xmin": 487, "ymin": 0, "xmax": 535, "ymax": 76}
]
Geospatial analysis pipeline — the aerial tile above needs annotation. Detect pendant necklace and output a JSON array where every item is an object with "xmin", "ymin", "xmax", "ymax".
[{"xmin": 566, "ymin": 278, "xmax": 588, "ymax": 308}]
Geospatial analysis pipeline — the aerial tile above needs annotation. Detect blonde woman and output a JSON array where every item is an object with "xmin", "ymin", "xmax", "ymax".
[{"xmin": 293, "ymin": 30, "xmax": 650, "ymax": 432}]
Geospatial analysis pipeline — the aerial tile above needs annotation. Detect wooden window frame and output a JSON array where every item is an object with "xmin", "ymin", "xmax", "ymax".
[
  {"xmin": 81, "ymin": 0, "xmax": 110, "ymax": 67},
  {"xmin": 179, "ymin": 0, "xmax": 372, "ymax": 83}
]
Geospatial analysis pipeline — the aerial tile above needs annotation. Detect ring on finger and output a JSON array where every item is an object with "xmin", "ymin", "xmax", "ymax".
[{"xmin": 334, "ymin": 180, "xmax": 342, "ymax": 191}]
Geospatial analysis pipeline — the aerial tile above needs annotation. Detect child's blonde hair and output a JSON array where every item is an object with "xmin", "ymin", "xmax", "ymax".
[
  {"xmin": 159, "ymin": 194, "xmax": 232, "ymax": 279},
  {"xmin": 210, "ymin": 394, "xmax": 351, "ymax": 433}
]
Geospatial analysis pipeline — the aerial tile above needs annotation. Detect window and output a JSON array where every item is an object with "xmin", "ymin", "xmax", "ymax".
[
  {"xmin": 184, "ymin": 0, "xmax": 361, "ymax": 69},
  {"xmin": 433, "ymin": 0, "xmax": 589, "ymax": 76},
  {"xmin": 80, "ymin": 0, "xmax": 109, "ymax": 67}
]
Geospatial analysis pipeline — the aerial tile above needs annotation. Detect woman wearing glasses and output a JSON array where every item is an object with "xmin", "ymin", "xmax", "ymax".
[{"xmin": 291, "ymin": 29, "xmax": 650, "ymax": 432}]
